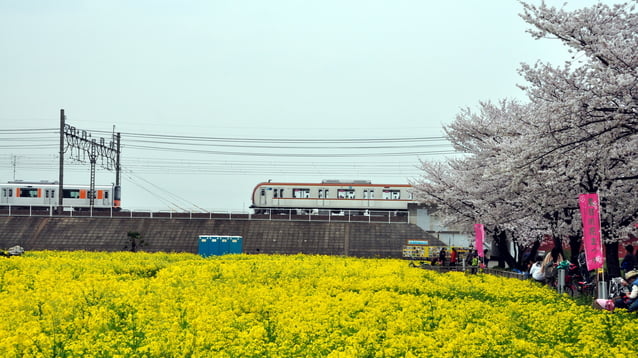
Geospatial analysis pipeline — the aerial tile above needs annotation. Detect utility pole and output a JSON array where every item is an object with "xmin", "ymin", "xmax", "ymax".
[
  {"xmin": 89, "ymin": 138, "xmax": 97, "ymax": 205},
  {"xmin": 115, "ymin": 132, "xmax": 121, "ymax": 206},
  {"xmin": 58, "ymin": 109, "xmax": 65, "ymax": 213}
]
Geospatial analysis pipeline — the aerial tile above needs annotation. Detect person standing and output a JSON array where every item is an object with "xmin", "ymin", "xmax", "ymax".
[
  {"xmin": 621, "ymin": 245, "xmax": 637, "ymax": 273},
  {"xmin": 439, "ymin": 247, "xmax": 447, "ymax": 266},
  {"xmin": 468, "ymin": 250, "xmax": 479, "ymax": 274},
  {"xmin": 482, "ymin": 249, "xmax": 490, "ymax": 268},
  {"xmin": 577, "ymin": 248, "xmax": 591, "ymax": 283},
  {"xmin": 450, "ymin": 247, "xmax": 458, "ymax": 266}
]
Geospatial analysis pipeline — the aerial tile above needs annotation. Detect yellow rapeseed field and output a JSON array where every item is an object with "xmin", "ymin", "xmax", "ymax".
[{"xmin": 0, "ymin": 251, "xmax": 635, "ymax": 357}]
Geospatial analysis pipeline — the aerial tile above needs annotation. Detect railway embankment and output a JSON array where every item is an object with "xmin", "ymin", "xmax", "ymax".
[{"xmin": 0, "ymin": 216, "xmax": 443, "ymax": 257}]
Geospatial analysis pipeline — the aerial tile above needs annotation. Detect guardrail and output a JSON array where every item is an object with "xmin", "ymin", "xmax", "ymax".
[
  {"xmin": 411, "ymin": 263, "xmax": 527, "ymax": 280},
  {"xmin": 0, "ymin": 206, "xmax": 410, "ymax": 224}
]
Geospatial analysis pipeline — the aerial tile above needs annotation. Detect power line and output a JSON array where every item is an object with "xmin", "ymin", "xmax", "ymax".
[
  {"xmin": 127, "ymin": 138, "xmax": 450, "ymax": 150},
  {"xmin": 1, "ymin": 153, "xmax": 425, "ymax": 177},
  {"xmin": 0, "ymin": 125, "xmax": 454, "ymax": 209},
  {"xmin": 0, "ymin": 127, "xmax": 456, "ymax": 157},
  {"xmin": 123, "ymin": 144, "xmax": 454, "ymax": 157},
  {"xmin": 89, "ymin": 129, "xmax": 449, "ymax": 143},
  {"xmin": 0, "ymin": 128, "xmax": 58, "ymax": 132}
]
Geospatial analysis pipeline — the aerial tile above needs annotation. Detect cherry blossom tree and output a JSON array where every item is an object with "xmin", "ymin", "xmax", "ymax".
[
  {"xmin": 519, "ymin": 0, "xmax": 638, "ymax": 275},
  {"xmin": 413, "ymin": 1, "xmax": 638, "ymax": 275}
]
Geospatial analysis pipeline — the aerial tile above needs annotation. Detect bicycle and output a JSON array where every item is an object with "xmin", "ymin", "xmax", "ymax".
[{"xmin": 553, "ymin": 263, "xmax": 595, "ymax": 297}]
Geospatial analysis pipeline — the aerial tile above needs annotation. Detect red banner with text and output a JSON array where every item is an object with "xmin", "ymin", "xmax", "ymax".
[
  {"xmin": 578, "ymin": 193, "xmax": 604, "ymax": 271},
  {"xmin": 474, "ymin": 224, "xmax": 484, "ymax": 258}
]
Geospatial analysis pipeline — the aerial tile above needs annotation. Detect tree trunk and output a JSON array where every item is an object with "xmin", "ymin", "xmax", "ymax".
[
  {"xmin": 518, "ymin": 239, "xmax": 541, "ymax": 268},
  {"xmin": 605, "ymin": 241, "xmax": 620, "ymax": 278},
  {"xmin": 552, "ymin": 235, "xmax": 565, "ymax": 261},
  {"xmin": 567, "ymin": 235, "xmax": 581, "ymax": 264},
  {"xmin": 493, "ymin": 229, "xmax": 517, "ymax": 269}
]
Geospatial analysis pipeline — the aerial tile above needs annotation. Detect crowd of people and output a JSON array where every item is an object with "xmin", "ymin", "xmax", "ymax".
[
  {"xmin": 526, "ymin": 248, "xmax": 595, "ymax": 286},
  {"xmin": 525, "ymin": 247, "xmax": 566, "ymax": 285},
  {"xmin": 525, "ymin": 243, "xmax": 638, "ymax": 314},
  {"xmin": 422, "ymin": 240, "xmax": 638, "ymax": 315},
  {"xmin": 430, "ymin": 247, "xmax": 489, "ymax": 270}
]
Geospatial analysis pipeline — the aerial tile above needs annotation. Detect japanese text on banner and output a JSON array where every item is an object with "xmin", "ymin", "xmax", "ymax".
[
  {"xmin": 474, "ymin": 224, "xmax": 484, "ymax": 258},
  {"xmin": 578, "ymin": 193, "xmax": 604, "ymax": 271}
]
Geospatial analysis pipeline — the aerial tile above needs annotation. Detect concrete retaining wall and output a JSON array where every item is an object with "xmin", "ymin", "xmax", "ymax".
[{"xmin": 0, "ymin": 216, "xmax": 444, "ymax": 258}]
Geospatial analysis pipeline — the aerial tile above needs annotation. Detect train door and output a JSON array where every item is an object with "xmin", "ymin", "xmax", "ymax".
[
  {"xmin": 1, "ymin": 187, "xmax": 8, "ymax": 204},
  {"xmin": 102, "ymin": 190, "xmax": 110, "ymax": 207},
  {"xmin": 259, "ymin": 188, "xmax": 267, "ymax": 206},
  {"xmin": 95, "ymin": 190, "xmax": 110, "ymax": 207},
  {"xmin": 364, "ymin": 189, "xmax": 375, "ymax": 208},
  {"xmin": 44, "ymin": 189, "xmax": 56, "ymax": 207},
  {"xmin": 272, "ymin": 188, "xmax": 284, "ymax": 208},
  {"xmin": 318, "ymin": 189, "xmax": 326, "ymax": 208}
]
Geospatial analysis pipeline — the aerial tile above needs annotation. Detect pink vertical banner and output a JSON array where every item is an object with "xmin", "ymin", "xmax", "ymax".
[
  {"xmin": 578, "ymin": 193, "xmax": 604, "ymax": 271},
  {"xmin": 474, "ymin": 224, "xmax": 484, "ymax": 258}
]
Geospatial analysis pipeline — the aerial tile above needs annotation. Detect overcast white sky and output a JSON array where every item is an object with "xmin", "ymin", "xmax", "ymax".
[{"xmin": 0, "ymin": 0, "xmax": 609, "ymax": 211}]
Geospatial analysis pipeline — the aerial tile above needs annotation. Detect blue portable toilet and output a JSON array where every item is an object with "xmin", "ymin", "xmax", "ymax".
[
  {"xmin": 198, "ymin": 235, "xmax": 243, "ymax": 257},
  {"xmin": 229, "ymin": 236, "xmax": 242, "ymax": 254}
]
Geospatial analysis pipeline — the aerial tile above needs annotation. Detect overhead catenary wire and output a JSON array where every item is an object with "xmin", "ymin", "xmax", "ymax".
[
  {"xmin": 2, "ymin": 154, "xmax": 425, "ymax": 174},
  {"xmin": 1, "ymin": 127, "xmax": 458, "ymax": 208},
  {"xmin": 123, "ymin": 169, "xmax": 194, "ymax": 211},
  {"xmin": 0, "ymin": 128, "xmax": 457, "ymax": 160},
  {"xmin": 123, "ymin": 144, "xmax": 455, "ymax": 158},
  {"xmin": 89, "ymin": 129, "xmax": 449, "ymax": 143}
]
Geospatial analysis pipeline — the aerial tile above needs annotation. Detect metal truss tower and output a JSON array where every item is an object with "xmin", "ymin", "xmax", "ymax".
[{"xmin": 58, "ymin": 109, "xmax": 121, "ymax": 209}]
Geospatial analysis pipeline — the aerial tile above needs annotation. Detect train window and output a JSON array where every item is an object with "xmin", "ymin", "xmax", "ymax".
[
  {"xmin": 273, "ymin": 189, "xmax": 278, "ymax": 198},
  {"xmin": 279, "ymin": 189, "xmax": 284, "ymax": 198},
  {"xmin": 63, "ymin": 189, "xmax": 81, "ymax": 199},
  {"xmin": 1, "ymin": 188, "xmax": 5, "ymax": 197},
  {"xmin": 383, "ymin": 190, "xmax": 400, "ymax": 200},
  {"xmin": 104, "ymin": 191, "xmax": 109, "ymax": 199},
  {"xmin": 8, "ymin": 189, "xmax": 12, "ymax": 197},
  {"xmin": 337, "ymin": 189, "xmax": 355, "ymax": 199},
  {"xmin": 45, "ymin": 190, "xmax": 49, "ymax": 198},
  {"xmin": 293, "ymin": 188, "xmax": 309, "ymax": 198},
  {"xmin": 325, "ymin": 189, "xmax": 329, "ymax": 198},
  {"xmin": 318, "ymin": 189, "xmax": 324, "ymax": 199},
  {"xmin": 19, "ymin": 188, "xmax": 39, "ymax": 198},
  {"xmin": 260, "ymin": 189, "xmax": 265, "ymax": 197}
]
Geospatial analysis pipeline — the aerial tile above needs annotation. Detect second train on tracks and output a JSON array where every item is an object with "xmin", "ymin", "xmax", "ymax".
[
  {"xmin": 250, "ymin": 180, "xmax": 416, "ymax": 215},
  {"xmin": 0, "ymin": 181, "xmax": 120, "ymax": 210}
]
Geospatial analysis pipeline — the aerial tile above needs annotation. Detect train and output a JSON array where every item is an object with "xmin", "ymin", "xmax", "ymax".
[
  {"xmin": 2, "ymin": 179, "xmax": 414, "ymax": 214},
  {"xmin": 250, "ymin": 180, "xmax": 416, "ymax": 215},
  {"xmin": 0, "ymin": 181, "xmax": 120, "ymax": 210}
]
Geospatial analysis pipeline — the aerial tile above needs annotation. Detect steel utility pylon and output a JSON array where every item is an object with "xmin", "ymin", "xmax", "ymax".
[{"xmin": 58, "ymin": 109, "xmax": 121, "ymax": 208}]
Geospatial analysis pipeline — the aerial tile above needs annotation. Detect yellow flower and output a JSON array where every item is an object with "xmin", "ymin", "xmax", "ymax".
[{"xmin": 0, "ymin": 251, "xmax": 632, "ymax": 357}]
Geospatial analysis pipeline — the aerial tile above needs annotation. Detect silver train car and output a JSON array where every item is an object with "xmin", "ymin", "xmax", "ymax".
[
  {"xmin": 0, "ymin": 181, "xmax": 120, "ymax": 210},
  {"xmin": 251, "ymin": 180, "xmax": 415, "ymax": 215}
]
